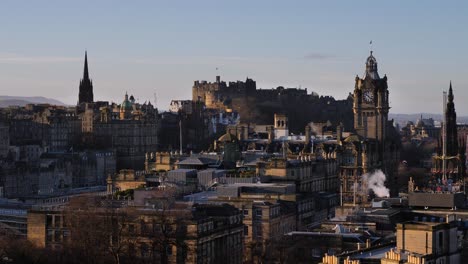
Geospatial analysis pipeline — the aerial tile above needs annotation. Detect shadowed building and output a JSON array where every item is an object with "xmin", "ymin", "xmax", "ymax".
[
  {"xmin": 0, "ymin": 121, "xmax": 9, "ymax": 158},
  {"xmin": 27, "ymin": 202, "xmax": 244, "ymax": 264},
  {"xmin": 192, "ymin": 75, "xmax": 354, "ymax": 133}
]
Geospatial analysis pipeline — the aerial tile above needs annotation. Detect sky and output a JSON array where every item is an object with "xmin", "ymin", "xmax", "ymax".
[{"xmin": 1, "ymin": 1, "xmax": 468, "ymax": 114}]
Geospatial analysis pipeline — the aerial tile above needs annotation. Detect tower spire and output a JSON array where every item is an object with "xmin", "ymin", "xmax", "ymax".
[
  {"xmin": 78, "ymin": 50, "xmax": 94, "ymax": 105},
  {"xmin": 83, "ymin": 51, "xmax": 89, "ymax": 80},
  {"xmin": 364, "ymin": 50, "xmax": 379, "ymax": 79},
  {"xmin": 448, "ymin": 80, "xmax": 453, "ymax": 102}
]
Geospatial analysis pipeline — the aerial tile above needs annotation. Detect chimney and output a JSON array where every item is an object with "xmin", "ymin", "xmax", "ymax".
[
  {"xmin": 337, "ymin": 123, "xmax": 343, "ymax": 142},
  {"xmin": 267, "ymin": 126, "xmax": 274, "ymax": 144},
  {"xmin": 305, "ymin": 125, "xmax": 311, "ymax": 145}
]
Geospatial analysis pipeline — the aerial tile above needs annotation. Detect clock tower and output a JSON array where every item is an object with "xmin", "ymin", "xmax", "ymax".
[{"xmin": 353, "ymin": 51, "xmax": 389, "ymax": 142}]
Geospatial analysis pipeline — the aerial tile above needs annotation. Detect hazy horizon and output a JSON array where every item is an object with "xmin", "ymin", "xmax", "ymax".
[{"xmin": 1, "ymin": 1, "xmax": 468, "ymax": 114}]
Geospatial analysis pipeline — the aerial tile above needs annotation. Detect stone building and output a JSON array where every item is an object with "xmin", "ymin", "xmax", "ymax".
[
  {"xmin": 27, "ymin": 202, "xmax": 244, "ymax": 264},
  {"xmin": 389, "ymin": 221, "xmax": 460, "ymax": 264},
  {"xmin": 159, "ymin": 101, "xmax": 211, "ymax": 152},
  {"xmin": 192, "ymin": 75, "xmax": 256, "ymax": 108},
  {"xmin": 80, "ymin": 94, "xmax": 158, "ymax": 170},
  {"xmin": 169, "ymin": 100, "xmax": 193, "ymax": 114},
  {"xmin": 145, "ymin": 152, "xmax": 186, "ymax": 172},
  {"xmin": 400, "ymin": 117, "xmax": 440, "ymax": 140},
  {"xmin": 106, "ymin": 169, "xmax": 146, "ymax": 193},
  {"xmin": 257, "ymin": 154, "xmax": 339, "ymax": 194},
  {"xmin": 214, "ymin": 184, "xmax": 297, "ymax": 263},
  {"xmin": 1, "ymin": 150, "xmax": 115, "ymax": 198},
  {"xmin": 2, "ymin": 104, "xmax": 79, "ymax": 152}
]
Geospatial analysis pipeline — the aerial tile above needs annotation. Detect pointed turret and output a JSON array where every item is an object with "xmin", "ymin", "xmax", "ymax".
[{"xmin": 448, "ymin": 81, "xmax": 454, "ymax": 103}]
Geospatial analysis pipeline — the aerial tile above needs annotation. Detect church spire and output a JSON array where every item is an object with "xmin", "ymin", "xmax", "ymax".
[
  {"xmin": 83, "ymin": 51, "xmax": 89, "ymax": 80},
  {"xmin": 78, "ymin": 50, "xmax": 94, "ymax": 105}
]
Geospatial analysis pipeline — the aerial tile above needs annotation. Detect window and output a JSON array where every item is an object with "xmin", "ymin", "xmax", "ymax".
[
  {"xmin": 47, "ymin": 229, "xmax": 53, "ymax": 242},
  {"xmin": 244, "ymin": 225, "xmax": 249, "ymax": 236},
  {"xmin": 243, "ymin": 209, "xmax": 249, "ymax": 216},
  {"xmin": 140, "ymin": 243, "xmax": 149, "ymax": 257},
  {"xmin": 254, "ymin": 226, "xmax": 263, "ymax": 238},
  {"xmin": 54, "ymin": 215, "xmax": 61, "ymax": 228},
  {"xmin": 166, "ymin": 245, "xmax": 172, "ymax": 256},
  {"xmin": 54, "ymin": 230, "xmax": 61, "ymax": 242},
  {"xmin": 47, "ymin": 215, "xmax": 53, "ymax": 227},
  {"xmin": 256, "ymin": 210, "xmax": 262, "ymax": 217},
  {"xmin": 128, "ymin": 224, "xmax": 135, "ymax": 234}
]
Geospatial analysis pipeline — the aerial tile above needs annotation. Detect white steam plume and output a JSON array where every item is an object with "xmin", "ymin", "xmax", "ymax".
[{"xmin": 362, "ymin": 169, "xmax": 390, "ymax": 198}]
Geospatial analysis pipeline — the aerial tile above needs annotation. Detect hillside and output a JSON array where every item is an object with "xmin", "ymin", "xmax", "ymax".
[{"xmin": 0, "ymin": 96, "xmax": 66, "ymax": 107}]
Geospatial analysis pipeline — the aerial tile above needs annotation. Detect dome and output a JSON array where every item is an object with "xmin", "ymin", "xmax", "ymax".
[{"xmin": 120, "ymin": 92, "xmax": 133, "ymax": 111}]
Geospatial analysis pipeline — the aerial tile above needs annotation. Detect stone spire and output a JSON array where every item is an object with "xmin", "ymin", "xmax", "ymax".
[
  {"xmin": 448, "ymin": 81, "xmax": 454, "ymax": 103},
  {"xmin": 445, "ymin": 81, "xmax": 458, "ymax": 156},
  {"xmin": 78, "ymin": 51, "xmax": 94, "ymax": 104},
  {"xmin": 83, "ymin": 50, "xmax": 89, "ymax": 80}
]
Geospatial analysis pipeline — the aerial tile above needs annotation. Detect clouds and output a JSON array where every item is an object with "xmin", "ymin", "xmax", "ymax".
[
  {"xmin": 303, "ymin": 52, "xmax": 334, "ymax": 60},
  {"xmin": 0, "ymin": 53, "xmax": 81, "ymax": 64}
]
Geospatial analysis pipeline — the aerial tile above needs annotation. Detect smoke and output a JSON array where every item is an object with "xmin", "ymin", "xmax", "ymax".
[{"xmin": 362, "ymin": 170, "xmax": 390, "ymax": 198}]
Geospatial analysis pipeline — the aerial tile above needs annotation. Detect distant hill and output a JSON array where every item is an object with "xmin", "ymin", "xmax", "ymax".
[
  {"xmin": 390, "ymin": 113, "xmax": 468, "ymax": 126},
  {"xmin": 0, "ymin": 96, "xmax": 66, "ymax": 107}
]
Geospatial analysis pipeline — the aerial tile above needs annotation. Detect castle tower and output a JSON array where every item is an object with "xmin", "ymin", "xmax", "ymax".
[
  {"xmin": 353, "ymin": 51, "xmax": 389, "ymax": 143},
  {"xmin": 78, "ymin": 51, "xmax": 94, "ymax": 104}
]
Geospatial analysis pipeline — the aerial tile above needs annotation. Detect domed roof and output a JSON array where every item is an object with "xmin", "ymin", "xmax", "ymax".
[
  {"xmin": 218, "ymin": 133, "xmax": 238, "ymax": 142},
  {"xmin": 121, "ymin": 92, "xmax": 133, "ymax": 111},
  {"xmin": 343, "ymin": 134, "xmax": 363, "ymax": 143}
]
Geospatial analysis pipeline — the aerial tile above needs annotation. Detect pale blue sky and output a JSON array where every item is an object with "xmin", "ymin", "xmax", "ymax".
[{"xmin": 1, "ymin": 1, "xmax": 467, "ymax": 114}]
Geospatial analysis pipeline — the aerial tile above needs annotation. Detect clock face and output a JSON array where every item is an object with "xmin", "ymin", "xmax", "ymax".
[{"xmin": 363, "ymin": 90, "xmax": 374, "ymax": 103}]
